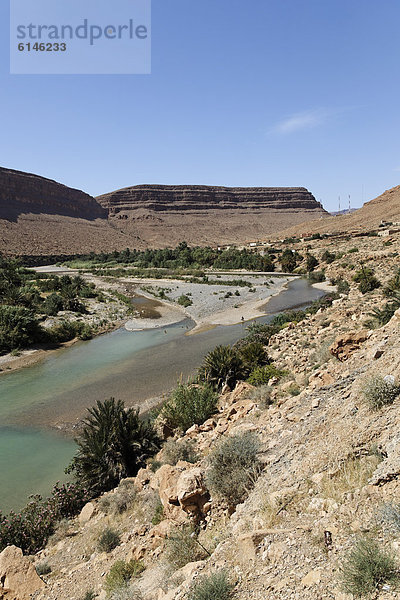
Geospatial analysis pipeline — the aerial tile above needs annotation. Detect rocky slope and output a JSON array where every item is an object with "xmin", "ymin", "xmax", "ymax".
[
  {"xmin": 2, "ymin": 231, "xmax": 399, "ymax": 600},
  {"xmin": 277, "ymin": 184, "xmax": 400, "ymax": 238},
  {"xmin": 98, "ymin": 185, "xmax": 328, "ymax": 248}
]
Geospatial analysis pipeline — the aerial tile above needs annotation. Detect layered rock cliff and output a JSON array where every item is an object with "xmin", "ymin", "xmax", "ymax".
[
  {"xmin": 98, "ymin": 185, "xmax": 328, "ymax": 248},
  {"xmin": 98, "ymin": 184, "xmax": 324, "ymax": 214},
  {"xmin": 0, "ymin": 170, "xmax": 329, "ymax": 255},
  {"xmin": 0, "ymin": 167, "xmax": 107, "ymax": 221}
]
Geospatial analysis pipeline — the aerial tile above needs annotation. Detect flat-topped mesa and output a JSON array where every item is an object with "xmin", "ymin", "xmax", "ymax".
[
  {"xmin": 97, "ymin": 184, "xmax": 324, "ymax": 214},
  {"xmin": 0, "ymin": 166, "xmax": 107, "ymax": 220}
]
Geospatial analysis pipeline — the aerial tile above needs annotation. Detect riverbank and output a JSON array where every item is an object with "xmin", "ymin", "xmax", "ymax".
[{"xmin": 123, "ymin": 273, "xmax": 294, "ymax": 332}]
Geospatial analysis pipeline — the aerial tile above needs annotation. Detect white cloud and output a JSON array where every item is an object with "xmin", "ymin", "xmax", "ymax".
[{"xmin": 271, "ymin": 108, "xmax": 332, "ymax": 135}]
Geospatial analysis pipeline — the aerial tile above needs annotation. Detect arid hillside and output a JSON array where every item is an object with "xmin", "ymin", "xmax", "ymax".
[
  {"xmin": 0, "ymin": 167, "xmax": 328, "ymax": 256},
  {"xmin": 277, "ymin": 184, "xmax": 400, "ymax": 238},
  {"xmin": 3, "ymin": 231, "xmax": 400, "ymax": 600}
]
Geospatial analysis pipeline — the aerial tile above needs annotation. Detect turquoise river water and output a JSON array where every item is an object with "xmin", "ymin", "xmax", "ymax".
[{"xmin": 0, "ymin": 279, "xmax": 325, "ymax": 513}]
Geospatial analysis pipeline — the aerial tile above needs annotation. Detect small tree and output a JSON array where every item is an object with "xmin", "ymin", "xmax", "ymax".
[
  {"xmin": 353, "ymin": 266, "xmax": 381, "ymax": 294},
  {"xmin": 306, "ymin": 253, "xmax": 318, "ymax": 272},
  {"xmin": 280, "ymin": 249, "xmax": 297, "ymax": 273}
]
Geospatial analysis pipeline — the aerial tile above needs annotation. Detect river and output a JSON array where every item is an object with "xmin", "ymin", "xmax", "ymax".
[{"xmin": 0, "ymin": 278, "xmax": 325, "ymax": 513}]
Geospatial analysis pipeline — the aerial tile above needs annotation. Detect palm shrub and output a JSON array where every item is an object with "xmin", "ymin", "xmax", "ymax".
[
  {"xmin": 69, "ymin": 398, "xmax": 160, "ymax": 496},
  {"xmin": 198, "ymin": 345, "xmax": 245, "ymax": 390},
  {"xmin": 206, "ymin": 432, "xmax": 261, "ymax": 506},
  {"xmin": 383, "ymin": 268, "xmax": 400, "ymax": 297},
  {"xmin": 0, "ymin": 305, "xmax": 43, "ymax": 354},
  {"xmin": 339, "ymin": 537, "xmax": 399, "ymax": 597},
  {"xmin": 187, "ymin": 571, "xmax": 234, "ymax": 600},
  {"xmin": 162, "ymin": 383, "xmax": 218, "ymax": 432},
  {"xmin": 368, "ymin": 293, "xmax": 400, "ymax": 327},
  {"xmin": 236, "ymin": 341, "xmax": 270, "ymax": 375}
]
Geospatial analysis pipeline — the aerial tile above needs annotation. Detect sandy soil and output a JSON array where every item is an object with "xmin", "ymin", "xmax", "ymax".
[{"xmin": 122, "ymin": 274, "xmax": 294, "ymax": 333}]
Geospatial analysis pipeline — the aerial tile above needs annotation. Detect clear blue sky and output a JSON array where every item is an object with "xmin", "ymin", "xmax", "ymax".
[{"xmin": 1, "ymin": 0, "xmax": 400, "ymax": 211}]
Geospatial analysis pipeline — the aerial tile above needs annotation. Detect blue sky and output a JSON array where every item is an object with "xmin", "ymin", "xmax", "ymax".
[{"xmin": 1, "ymin": 0, "xmax": 400, "ymax": 211}]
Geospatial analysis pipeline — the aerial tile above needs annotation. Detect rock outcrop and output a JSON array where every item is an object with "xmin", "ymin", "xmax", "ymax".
[
  {"xmin": 97, "ymin": 185, "xmax": 328, "ymax": 248},
  {"xmin": 0, "ymin": 167, "xmax": 106, "ymax": 221},
  {"xmin": 0, "ymin": 546, "xmax": 45, "ymax": 600},
  {"xmin": 97, "ymin": 184, "xmax": 324, "ymax": 214}
]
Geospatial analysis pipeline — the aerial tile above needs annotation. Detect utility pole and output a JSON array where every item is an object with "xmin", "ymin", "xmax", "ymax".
[
  {"xmin": 338, "ymin": 195, "xmax": 341, "ymax": 213},
  {"xmin": 348, "ymin": 194, "xmax": 351, "ymax": 212}
]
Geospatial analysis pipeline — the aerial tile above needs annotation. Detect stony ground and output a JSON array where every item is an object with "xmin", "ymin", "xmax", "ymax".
[{"xmin": 2, "ymin": 230, "xmax": 400, "ymax": 600}]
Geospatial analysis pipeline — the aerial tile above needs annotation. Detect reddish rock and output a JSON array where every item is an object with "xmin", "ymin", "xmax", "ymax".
[{"xmin": 329, "ymin": 331, "xmax": 368, "ymax": 361}]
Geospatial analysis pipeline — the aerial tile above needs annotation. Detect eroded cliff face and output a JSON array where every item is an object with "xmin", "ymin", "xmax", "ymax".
[
  {"xmin": 97, "ymin": 184, "xmax": 324, "ymax": 214},
  {"xmin": 97, "ymin": 185, "xmax": 328, "ymax": 247},
  {"xmin": 0, "ymin": 171, "xmax": 329, "ymax": 255},
  {"xmin": 0, "ymin": 167, "xmax": 107, "ymax": 221}
]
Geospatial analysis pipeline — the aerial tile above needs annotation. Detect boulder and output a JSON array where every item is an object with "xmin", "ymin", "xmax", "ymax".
[
  {"xmin": 176, "ymin": 467, "xmax": 210, "ymax": 521},
  {"xmin": 0, "ymin": 546, "xmax": 45, "ymax": 600},
  {"xmin": 134, "ymin": 467, "xmax": 152, "ymax": 490},
  {"xmin": 79, "ymin": 501, "xmax": 96, "ymax": 525},
  {"xmin": 154, "ymin": 464, "xmax": 186, "ymax": 520},
  {"xmin": 329, "ymin": 330, "xmax": 368, "ymax": 361}
]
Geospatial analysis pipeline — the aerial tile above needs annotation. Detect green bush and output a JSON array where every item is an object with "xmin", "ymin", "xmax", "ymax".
[
  {"xmin": 0, "ymin": 482, "xmax": 90, "ymax": 554},
  {"xmin": 162, "ymin": 384, "xmax": 218, "ymax": 432},
  {"xmin": 98, "ymin": 527, "xmax": 121, "ymax": 553},
  {"xmin": 164, "ymin": 524, "xmax": 206, "ymax": 569},
  {"xmin": 306, "ymin": 254, "xmax": 318, "ymax": 272},
  {"xmin": 321, "ymin": 250, "xmax": 336, "ymax": 264},
  {"xmin": 335, "ymin": 278, "xmax": 350, "ymax": 294},
  {"xmin": 198, "ymin": 345, "xmax": 245, "ymax": 390},
  {"xmin": 308, "ymin": 270, "xmax": 325, "ymax": 283},
  {"xmin": 353, "ymin": 267, "xmax": 381, "ymax": 294},
  {"xmin": 43, "ymin": 293, "xmax": 64, "ymax": 316},
  {"xmin": 0, "ymin": 305, "xmax": 43, "ymax": 354},
  {"xmin": 206, "ymin": 432, "xmax": 261, "ymax": 506},
  {"xmin": 35, "ymin": 561, "xmax": 51, "ymax": 576},
  {"xmin": 247, "ymin": 365, "xmax": 286, "ymax": 386},
  {"xmin": 249, "ymin": 385, "xmax": 273, "ymax": 409},
  {"xmin": 104, "ymin": 560, "xmax": 144, "ymax": 594},
  {"xmin": 99, "ymin": 483, "xmax": 136, "ymax": 515},
  {"xmin": 187, "ymin": 571, "xmax": 234, "ymax": 600},
  {"xmin": 280, "ymin": 249, "xmax": 297, "ymax": 272},
  {"xmin": 162, "ymin": 438, "xmax": 199, "ymax": 465},
  {"xmin": 177, "ymin": 294, "xmax": 193, "ymax": 307},
  {"xmin": 339, "ymin": 537, "xmax": 399, "ymax": 597},
  {"xmin": 151, "ymin": 501, "xmax": 164, "ymax": 526},
  {"xmin": 362, "ymin": 375, "xmax": 400, "ymax": 410},
  {"xmin": 81, "ymin": 591, "xmax": 96, "ymax": 600},
  {"xmin": 69, "ymin": 398, "xmax": 160, "ymax": 496}
]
